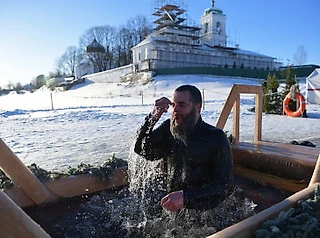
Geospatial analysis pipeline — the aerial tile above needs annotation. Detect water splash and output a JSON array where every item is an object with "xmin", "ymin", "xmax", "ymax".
[{"xmin": 51, "ymin": 146, "xmax": 257, "ymax": 237}]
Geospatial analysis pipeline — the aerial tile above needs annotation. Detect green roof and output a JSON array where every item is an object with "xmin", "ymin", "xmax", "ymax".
[{"xmin": 203, "ymin": 7, "xmax": 224, "ymax": 16}]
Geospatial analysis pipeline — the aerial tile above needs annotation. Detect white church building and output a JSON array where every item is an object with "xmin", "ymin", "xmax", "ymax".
[{"xmin": 131, "ymin": 1, "xmax": 283, "ymax": 72}]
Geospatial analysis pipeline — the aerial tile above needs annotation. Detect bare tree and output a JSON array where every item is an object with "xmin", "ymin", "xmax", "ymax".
[
  {"xmin": 115, "ymin": 15, "xmax": 152, "ymax": 67},
  {"xmin": 79, "ymin": 25, "xmax": 116, "ymax": 72},
  {"xmin": 115, "ymin": 26, "xmax": 132, "ymax": 67},
  {"xmin": 48, "ymin": 71, "xmax": 62, "ymax": 79},
  {"xmin": 7, "ymin": 81, "xmax": 14, "ymax": 90},
  {"xmin": 293, "ymin": 45, "xmax": 307, "ymax": 65},
  {"xmin": 55, "ymin": 46, "xmax": 78, "ymax": 77},
  {"xmin": 14, "ymin": 82, "xmax": 23, "ymax": 91}
]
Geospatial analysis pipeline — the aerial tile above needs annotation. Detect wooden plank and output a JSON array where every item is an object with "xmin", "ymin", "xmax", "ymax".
[
  {"xmin": 309, "ymin": 154, "xmax": 320, "ymax": 186},
  {"xmin": 256, "ymin": 141, "xmax": 319, "ymax": 154},
  {"xmin": 3, "ymin": 167, "xmax": 128, "ymax": 208},
  {"xmin": 232, "ymin": 141, "xmax": 320, "ymax": 181},
  {"xmin": 0, "ymin": 138, "xmax": 57, "ymax": 205},
  {"xmin": 232, "ymin": 141, "xmax": 320, "ymax": 163},
  {"xmin": 232, "ymin": 146, "xmax": 316, "ymax": 170},
  {"xmin": 45, "ymin": 167, "xmax": 128, "ymax": 198},
  {"xmin": 234, "ymin": 165, "xmax": 307, "ymax": 193},
  {"xmin": 207, "ymin": 183, "xmax": 319, "ymax": 238},
  {"xmin": 234, "ymin": 84, "xmax": 262, "ymax": 94},
  {"xmin": 3, "ymin": 186, "xmax": 36, "ymax": 208},
  {"xmin": 216, "ymin": 86, "xmax": 238, "ymax": 129},
  {"xmin": 216, "ymin": 84, "xmax": 263, "ymax": 143},
  {"xmin": 234, "ymin": 146, "xmax": 317, "ymax": 162},
  {"xmin": 0, "ymin": 189, "xmax": 50, "ymax": 238}
]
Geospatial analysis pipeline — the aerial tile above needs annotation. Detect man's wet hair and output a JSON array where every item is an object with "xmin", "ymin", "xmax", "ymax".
[{"xmin": 175, "ymin": 85, "xmax": 202, "ymax": 105}]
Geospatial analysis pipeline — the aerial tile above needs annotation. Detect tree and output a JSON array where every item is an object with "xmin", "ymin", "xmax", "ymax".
[
  {"xmin": 115, "ymin": 15, "xmax": 152, "ymax": 67},
  {"xmin": 14, "ymin": 82, "xmax": 24, "ymax": 92},
  {"xmin": 48, "ymin": 71, "xmax": 62, "ymax": 79},
  {"xmin": 32, "ymin": 74, "xmax": 47, "ymax": 89},
  {"xmin": 281, "ymin": 65, "xmax": 297, "ymax": 96},
  {"xmin": 262, "ymin": 73, "xmax": 282, "ymax": 114},
  {"xmin": 293, "ymin": 45, "xmax": 307, "ymax": 65},
  {"xmin": 7, "ymin": 81, "xmax": 14, "ymax": 90},
  {"xmin": 79, "ymin": 25, "xmax": 117, "ymax": 72},
  {"xmin": 280, "ymin": 65, "xmax": 298, "ymax": 112},
  {"xmin": 56, "ymin": 46, "xmax": 78, "ymax": 77}
]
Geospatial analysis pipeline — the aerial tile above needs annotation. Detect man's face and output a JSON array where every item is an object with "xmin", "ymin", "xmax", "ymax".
[
  {"xmin": 170, "ymin": 91, "xmax": 200, "ymax": 141},
  {"xmin": 171, "ymin": 91, "xmax": 198, "ymax": 126}
]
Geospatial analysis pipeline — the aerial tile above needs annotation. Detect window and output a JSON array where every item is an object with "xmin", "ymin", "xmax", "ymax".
[
  {"xmin": 216, "ymin": 22, "xmax": 221, "ymax": 34},
  {"xmin": 145, "ymin": 48, "xmax": 148, "ymax": 59},
  {"xmin": 204, "ymin": 22, "xmax": 209, "ymax": 34}
]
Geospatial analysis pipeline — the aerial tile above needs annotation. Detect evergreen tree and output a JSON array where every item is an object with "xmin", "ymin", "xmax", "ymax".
[
  {"xmin": 262, "ymin": 73, "xmax": 282, "ymax": 114},
  {"xmin": 281, "ymin": 65, "xmax": 297, "ymax": 97},
  {"xmin": 280, "ymin": 65, "xmax": 298, "ymax": 112}
]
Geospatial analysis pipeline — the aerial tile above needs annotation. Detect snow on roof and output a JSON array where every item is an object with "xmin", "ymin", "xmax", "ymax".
[
  {"xmin": 234, "ymin": 49, "xmax": 275, "ymax": 59},
  {"xmin": 131, "ymin": 35, "xmax": 157, "ymax": 49}
]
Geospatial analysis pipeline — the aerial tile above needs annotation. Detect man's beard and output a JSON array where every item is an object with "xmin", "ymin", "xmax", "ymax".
[{"xmin": 170, "ymin": 107, "xmax": 197, "ymax": 142}]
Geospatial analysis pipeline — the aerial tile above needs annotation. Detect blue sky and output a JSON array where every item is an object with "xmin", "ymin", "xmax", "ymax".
[{"xmin": 1, "ymin": 0, "xmax": 319, "ymax": 87}]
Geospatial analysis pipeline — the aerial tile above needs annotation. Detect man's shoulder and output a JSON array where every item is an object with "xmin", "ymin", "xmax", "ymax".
[
  {"xmin": 201, "ymin": 121, "xmax": 225, "ymax": 136},
  {"xmin": 200, "ymin": 121, "xmax": 230, "ymax": 146},
  {"xmin": 156, "ymin": 118, "xmax": 171, "ymax": 130}
]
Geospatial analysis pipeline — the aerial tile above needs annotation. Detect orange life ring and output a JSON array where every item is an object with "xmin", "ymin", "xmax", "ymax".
[{"xmin": 283, "ymin": 92, "xmax": 306, "ymax": 117}]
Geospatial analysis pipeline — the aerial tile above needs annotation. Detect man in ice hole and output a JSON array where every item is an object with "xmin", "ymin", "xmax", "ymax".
[{"xmin": 134, "ymin": 85, "xmax": 234, "ymax": 212}]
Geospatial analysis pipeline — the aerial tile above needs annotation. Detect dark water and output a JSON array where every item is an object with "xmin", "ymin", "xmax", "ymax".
[{"xmin": 36, "ymin": 150, "xmax": 258, "ymax": 238}]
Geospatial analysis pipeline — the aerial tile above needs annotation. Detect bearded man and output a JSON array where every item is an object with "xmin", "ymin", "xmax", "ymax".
[{"xmin": 134, "ymin": 85, "xmax": 234, "ymax": 212}]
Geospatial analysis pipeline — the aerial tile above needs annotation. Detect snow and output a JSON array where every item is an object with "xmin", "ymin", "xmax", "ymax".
[{"xmin": 1, "ymin": 75, "xmax": 320, "ymax": 172}]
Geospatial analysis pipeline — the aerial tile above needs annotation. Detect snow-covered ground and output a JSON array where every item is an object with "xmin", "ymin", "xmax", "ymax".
[{"xmin": 1, "ymin": 75, "xmax": 320, "ymax": 171}]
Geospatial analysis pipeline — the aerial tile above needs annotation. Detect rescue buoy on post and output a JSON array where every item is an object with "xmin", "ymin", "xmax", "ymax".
[{"xmin": 283, "ymin": 92, "xmax": 306, "ymax": 117}]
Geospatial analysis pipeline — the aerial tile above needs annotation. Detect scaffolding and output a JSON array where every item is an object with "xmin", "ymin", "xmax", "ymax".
[
  {"xmin": 132, "ymin": 1, "xmax": 283, "ymax": 72},
  {"xmin": 150, "ymin": 0, "xmax": 200, "ymax": 47},
  {"xmin": 151, "ymin": 0, "xmax": 199, "ymax": 30}
]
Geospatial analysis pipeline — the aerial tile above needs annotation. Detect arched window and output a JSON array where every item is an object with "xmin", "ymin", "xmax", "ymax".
[
  {"xmin": 204, "ymin": 22, "xmax": 209, "ymax": 34},
  {"xmin": 216, "ymin": 22, "xmax": 221, "ymax": 34}
]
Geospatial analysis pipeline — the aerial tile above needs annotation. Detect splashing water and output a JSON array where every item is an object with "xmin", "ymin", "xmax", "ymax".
[{"xmin": 50, "ymin": 146, "xmax": 258, "ymax": 238}]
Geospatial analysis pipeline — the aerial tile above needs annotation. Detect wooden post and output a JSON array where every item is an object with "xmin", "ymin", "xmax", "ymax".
[
  {"xmin": 216, "ymin": 86, "xmax": 238, "ymax": 129},
  {"xmin": 254, "ymin": 89, "xmax": 263, "ymax": 142},
  {"xmin": 202, "ymin": 88, "xmax": 205, "ymax": 110},
  {"xmin": 232, "ymin": 94, "xmax": 240, "ymax": 144},
  {"xmin": 141, "ymin": 91, "xmax": 144, "ymax": 105},
  {"xmin": 50, "ymin": 92, "xmax": 54, "ymax": 110},
  {"xmin": 0, "ymin": 189, "xmax": 51, "ymax": 238},
  {"xmin": 216, "ymin": 84, "xmax": 263, "ymax": 143},
  {"xmin": 0, "ymin": 138, "xmax": 56, "ymax": 205},
  {"xmin": 309, "ymin": 154, "xmax": 320, "ymax": 187}
]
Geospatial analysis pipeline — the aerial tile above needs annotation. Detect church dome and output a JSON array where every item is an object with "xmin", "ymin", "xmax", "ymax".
[
  {"xmin": 203, "ymin": 7, "xmax": 223, "ymax": 15},
  {"xmin": 203, "ymin": 1, "xmax": 223, "ymax": 16}
]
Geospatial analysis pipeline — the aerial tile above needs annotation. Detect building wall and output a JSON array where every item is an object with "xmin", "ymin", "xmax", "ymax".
[
  {"xmin": 200, "ymin": 12, "xmax": 227, "ymax": 47},
  {"xmin": 75, "ymin": 63, "xmax": 95, "ymax": 79},
  {"xmin": 145, "ymin": 45, "xmax": 281, "ymax": 70},
  {"xmin": 133, "ymin": 44, "xmax": 150, "ymax": 71},
  {"xmin": 85, "ymin": 64, "xmax": 133, "ymax": 83}
]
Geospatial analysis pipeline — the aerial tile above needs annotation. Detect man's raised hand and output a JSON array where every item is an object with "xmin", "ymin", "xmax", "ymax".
[{"xmin": 151, "ymin": 97, "xmax": 172, "ymax": 121}]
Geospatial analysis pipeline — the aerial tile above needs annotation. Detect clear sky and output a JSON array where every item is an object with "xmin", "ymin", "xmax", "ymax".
[{"xmin": 1, "ymin": 0, "xmax": 319, "ymax": 87}]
